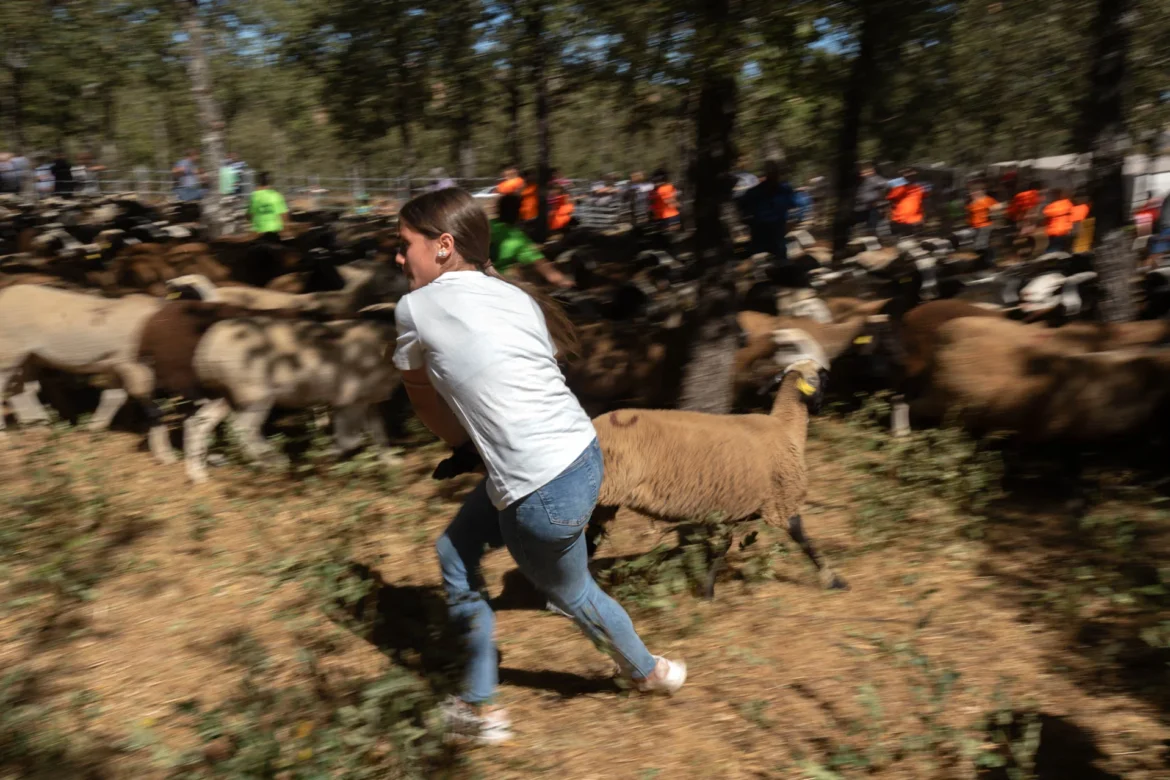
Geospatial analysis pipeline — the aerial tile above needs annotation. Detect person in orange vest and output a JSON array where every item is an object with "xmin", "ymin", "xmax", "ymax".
[
  {"xmin": 1007, "ymin": 180, "xmax": 1042, "ymax": 231},
  {"xmin": 966, "ymin": 179, "xmax": 999, "ymax": 267},
  {"xmin": 1042, "ymin": 188, "xmax": 1075, "ymax": 254},
  {"xmin": 518, "ymin": 172, "xmax": 539, "ymax": 224},
  {"xmin": 886, "ymin": 168, "xmax": 925, "ymax": 238},
  {"xmin": 1070, "ymin": 191, "xmax": 1092, "ymax": 253},
  {"xmin": 496, "ymin": 166, "xmax": 524, "ymax": 196},
  {"xmin": 548, "ymin": 183, "xmax": 575, "ymax": 233},
  {"xmin": 649, "ymin": 168, "xmax": 681, "ymax": 231}
]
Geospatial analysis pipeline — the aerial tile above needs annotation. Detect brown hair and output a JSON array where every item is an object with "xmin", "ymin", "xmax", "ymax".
[{"xmin": 397, "ymin": 187, "xmax": 579, "ymax": 358}]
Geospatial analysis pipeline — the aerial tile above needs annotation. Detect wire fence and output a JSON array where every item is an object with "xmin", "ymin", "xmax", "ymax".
[{"xmin": 17, "ymin": 167, "xmax": 640, "ymax": 230}]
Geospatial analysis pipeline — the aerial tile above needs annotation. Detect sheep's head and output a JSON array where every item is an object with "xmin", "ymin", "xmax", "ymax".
[
  {"xmin": 164, "ymin": 273, "xmax": 219, "ymax": 302},
  {"xmin": 770, "ymin": 328, "xmax": 829, "ymax": 414}
]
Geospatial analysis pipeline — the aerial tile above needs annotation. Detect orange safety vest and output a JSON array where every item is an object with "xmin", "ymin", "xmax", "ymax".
[
  {"xmin": 888, "ymin": 184, "xmax": 924, "ymax": 225},
  {"xmin": 967, "ymin": 195, "xmax": 997, "ymax": 229},
  {"xmin": 650, "ymin": 183, "xmax": 679, "ymax": 220},
  {"xmin": 1008, "ymin": 190, "xmax": 1039, "ymax": 222},
  {"xmin": 1043, "ymin": 199, "xmax": 1074, "ymax": 237},
  {"xmin": 1070, "ymin": 203, "xmax": 1089, "ymax": 223},
  {"xmin": 549, "ymin": 194, "xmax": 574, "ymax": 231},
  {"xmin": 496, "ymin": 176, "xmax": 524, "ymax": 195},
  {"xmin": 519, "ymin": 184, "xmax": 539, "ymax": 221}
]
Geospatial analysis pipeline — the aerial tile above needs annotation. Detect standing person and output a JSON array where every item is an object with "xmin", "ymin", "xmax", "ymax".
[
  {"xmin": 34, "ymin": 154, "xmax": 55, "ymax": 198},
  {"xmin": 1042, "ymin": 188, "xmax": 1075, "ymax": 254},
  {"xmin": 548, "ymin": 183, "xmax": 575, "ymax": 233},
  {"xmin": 886, "ymin": 168, "xmax": 925, "ymax": 238},
  {"xmin": 1007, "ymin": 180, "xmax": 1042, "ymax": 232},
  {"xmin": 428, "ymin": 167, "xmax": 457, "ymax": 192},
  {"xmin": 392, "ymin": 188, "xmax": 685, "ymax": 743},
  {"xmin": 853, "ymin": 162, "xmax": 888, "ymax": 236},
  {"xmin": 495, "ymin": 166, "xmax": 524, "ymax": 196},
  {"xmin": 625, "ymin": 171, "xmax": 653, "ymax": 226},
  {"xmin": 1070, "ymin": 192, "xmax": 1092, "ymax": 253},
  {"xmin": 50, "ymin": 152, "xmax": 74, "ymax": 196},
  {"xmin": 518, "ymin": 172, "xmax": 539, "ymax": 224},
  {"xmin": 72, "ymin": 151, "xmax": 105, "ymax": 195},
  {"xmin": 738, "ymin": 160, "xmax": 795, "ymax": 262},
  {"xmin": 172, "ymin": 149, "xmax": 203, "ymax": 202},
  {"xmin": 219, "ymin": 152, "xmax": 241, "ymax": 197},
  {"xmin": 490, "ymin": 193, "xmax": 573, "ymax": 288},
  {"xmin": 0, "ymin": 153, "xmax": 17, "ymax": 194},
  {"xmin": 248, "ymin": 172, "xmax": 288, "ymax": 240},
  {"xmin": 966, "ymin": 180, "xmax": 999, "ymax": 267},
  {"xmin": 649, "ymin": 168, "xmax": 681, "ymax": 231}
]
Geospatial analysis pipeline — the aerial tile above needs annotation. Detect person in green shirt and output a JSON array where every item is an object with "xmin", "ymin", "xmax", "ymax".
[
  {"xmin": 248, "ymin": 172, "xmax": 288, "ymax": 237},
  {"xmin": 219, "ymin": 152, "xmax": 240, "ymax": 196},
  {"xmin": 490, "ymin": 193, "xmax": 573, "ymax": 288}
]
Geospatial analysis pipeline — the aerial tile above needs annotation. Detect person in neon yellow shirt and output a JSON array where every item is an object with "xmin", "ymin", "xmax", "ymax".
[{"xmin": 248, "ymin": 172, "xmax": 288, "ymax": 237}]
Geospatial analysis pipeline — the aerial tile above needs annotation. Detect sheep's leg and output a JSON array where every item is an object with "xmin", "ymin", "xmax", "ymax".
[
  {"xmin": 891, "ymin": 394, "xmax": 911, "ymax": 437},
  {"xmin": 8, "ymin": 381, "xmax": 51, "ymax": 425},
  {"xmin": 184, "ymin": 398, "xmax": 232, "ymax": 483},
  {"xmin": 784, "ymin": 513, "xmax": 848, "ymax": 591},
  {"xmin": 330, "ymin": 405, "xmax": 365, "ymax": 455},
  {"xmin": 229, "ymin": 399, "xmax": 288, "ymax": 470},
  {"xmin": 114, "ymin": 363, "xmax": 175, "ymax": 465},
  {"xmin": 363, "ymin": 405, "xmax": 403, "ymax": 468},
  {"xmin": 89, "ymin": 388, "xmax": 128, "ymax": 431},
  {"xmin": 0, "ymin": 367, "xmax": 14, "ymax": 434},
  {"xmin": 703, "ymin": 533, "xmax": 735, "ymax": 600},
  {"xmin": 585, "ymin": 505, "xmax": 619, "ymax": 560}
]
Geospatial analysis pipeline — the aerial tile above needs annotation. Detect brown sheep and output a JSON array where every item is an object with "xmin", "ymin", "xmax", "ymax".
[
  {"xmin": 590, "ymin": 329, "xmax": 846, "ymax": 596},
  {"xmin": 918, "ymin": 316, "xmax": 1170, "ymax": 443}
]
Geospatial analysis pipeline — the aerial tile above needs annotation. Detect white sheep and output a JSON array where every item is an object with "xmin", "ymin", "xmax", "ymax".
[
  {"xmin": 590, "ymin": 328, "xmax": 847, "ymax": 596},
  {"xmin": 0, "ymin": 284, "xmax": 174, "ymax": 462},
  {"xmin": 169, "ymin": 304, "xmax": 403, "ymax": 482},
  {"xmin": 164, "ymin": 273, "xmax": 327, "ymax": 315}
]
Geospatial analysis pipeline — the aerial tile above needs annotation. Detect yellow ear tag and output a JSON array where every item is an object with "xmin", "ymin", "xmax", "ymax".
[
  {"xmin": 853, "ymin": 334, "xmax": 873, "ymax": 345},
  {"xmin": 796, "ymin": 376, "xmax": 816, "ymax": 396},
  {"xmin": 166, "ymin": 291, "xmax": 180, "ymax": 299}
]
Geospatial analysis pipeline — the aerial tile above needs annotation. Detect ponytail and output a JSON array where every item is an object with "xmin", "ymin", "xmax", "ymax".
[
  {"xmin": 398, "ymin": 187, "xmax": 579, "ymax": 360},
  {"xmin": 482, "ymin": 261, "xmax": 580, "ymax": 360}
]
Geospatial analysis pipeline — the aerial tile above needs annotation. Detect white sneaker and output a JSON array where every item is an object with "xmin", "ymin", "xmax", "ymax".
[
  {"xmin": 634, "ymin": 656, "xmax": 687, "ymax": 695},
  {"xmin": 439, "ymin": 696, "xmax": 513, "ymax": 744}
]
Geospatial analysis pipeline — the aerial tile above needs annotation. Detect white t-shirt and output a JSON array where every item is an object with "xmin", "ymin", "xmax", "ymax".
[{"xmin": 393, "ymin": 271, "xmax": 596, "ymax": 509}]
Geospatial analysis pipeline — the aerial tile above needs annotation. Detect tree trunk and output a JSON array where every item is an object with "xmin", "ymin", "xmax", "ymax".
[
  {"xmin": 691, "ymin": 0, "xmax": 737, "ymax": 267},
  {"xmin": 1075, "ymin": 0, "xmax": 1133, "ymax": 321},
  {"xmin": 505, "ymin": 78, "xmax": 522, "ymax": 167},
  {"xmin": 181, "ymin": 0, "xmax": 225, "ymax": 236},
  {"xmin": 692, "ymin": 73, "xmax": 737, "ymax": 266},
  {"xmin": 399, "ymin": 120, "xmax": 414, "ymax": 181},
  {"xmin": 452, "ymin": 112, "xmax": 476, "ymax": 180},
  {"xmin": 831, "ymin": 11, "xmax": 879, "ymax": 259},
  {"xmin": 529, "ymin": 4, "xmax": 551, "ymax": 243}
]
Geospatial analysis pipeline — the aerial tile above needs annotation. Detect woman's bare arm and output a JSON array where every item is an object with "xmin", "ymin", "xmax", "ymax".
[{"xmin": 401, "ymin": 368, "xmax": 469, "ymax": 447}]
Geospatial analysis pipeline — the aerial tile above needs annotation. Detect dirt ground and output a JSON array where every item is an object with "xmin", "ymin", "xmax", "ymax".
[{"xmin": 0, "ymin": 410, "xmax": 1167, "ymax": 779}]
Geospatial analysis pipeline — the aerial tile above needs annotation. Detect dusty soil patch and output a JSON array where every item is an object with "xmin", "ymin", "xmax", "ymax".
[{"xmin": 0, "ymin": 413, "xmax": 1166, "ymax": 779}]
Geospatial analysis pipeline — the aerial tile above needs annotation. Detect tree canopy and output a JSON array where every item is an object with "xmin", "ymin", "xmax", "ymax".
[{"xmin": 1, "ymin": 0, "xmax": 1167, "ymax": 183}]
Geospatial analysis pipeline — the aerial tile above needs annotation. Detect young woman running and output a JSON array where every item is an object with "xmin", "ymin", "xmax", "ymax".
[{"xmin": 392, "ymin": 188, "xmax": 686, "ymax": 743}]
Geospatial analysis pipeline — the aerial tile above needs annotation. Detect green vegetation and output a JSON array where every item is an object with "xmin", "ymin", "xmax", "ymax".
[{"xmin": 2, "ymin": 1, "xmax": 1167, "ymax": 182}]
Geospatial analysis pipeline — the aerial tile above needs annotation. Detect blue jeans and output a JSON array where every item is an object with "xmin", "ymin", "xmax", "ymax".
[{"xmin": 435, "ymin": 439, "xmax": 657, "ymax": 704}]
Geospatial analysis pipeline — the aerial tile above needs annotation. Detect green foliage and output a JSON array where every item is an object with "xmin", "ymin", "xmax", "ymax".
[{"xmin": 818, "ymin": 395, "xmax": 1005, "ymax": 549}]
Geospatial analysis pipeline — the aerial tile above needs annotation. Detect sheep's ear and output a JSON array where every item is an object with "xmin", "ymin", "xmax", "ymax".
[{"xmin": 357, "ymin": 302, "xmax": 398, "ymax": 321}]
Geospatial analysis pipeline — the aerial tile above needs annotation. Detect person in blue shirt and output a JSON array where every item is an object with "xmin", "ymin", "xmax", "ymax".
[{"xmin": 738, "ymin": 160, "xmax": 795, "ymax": 263}]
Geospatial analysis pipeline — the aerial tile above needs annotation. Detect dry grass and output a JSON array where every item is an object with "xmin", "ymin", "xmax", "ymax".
[{"xmin": 0, "ymin": 403, "xmax": 1167, "ymax": 779}]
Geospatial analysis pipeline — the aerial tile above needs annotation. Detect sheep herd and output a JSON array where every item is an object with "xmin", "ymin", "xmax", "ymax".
[{"xmin": 3, "ymin": 190, "xmax": 1168, "ymax": 594}]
